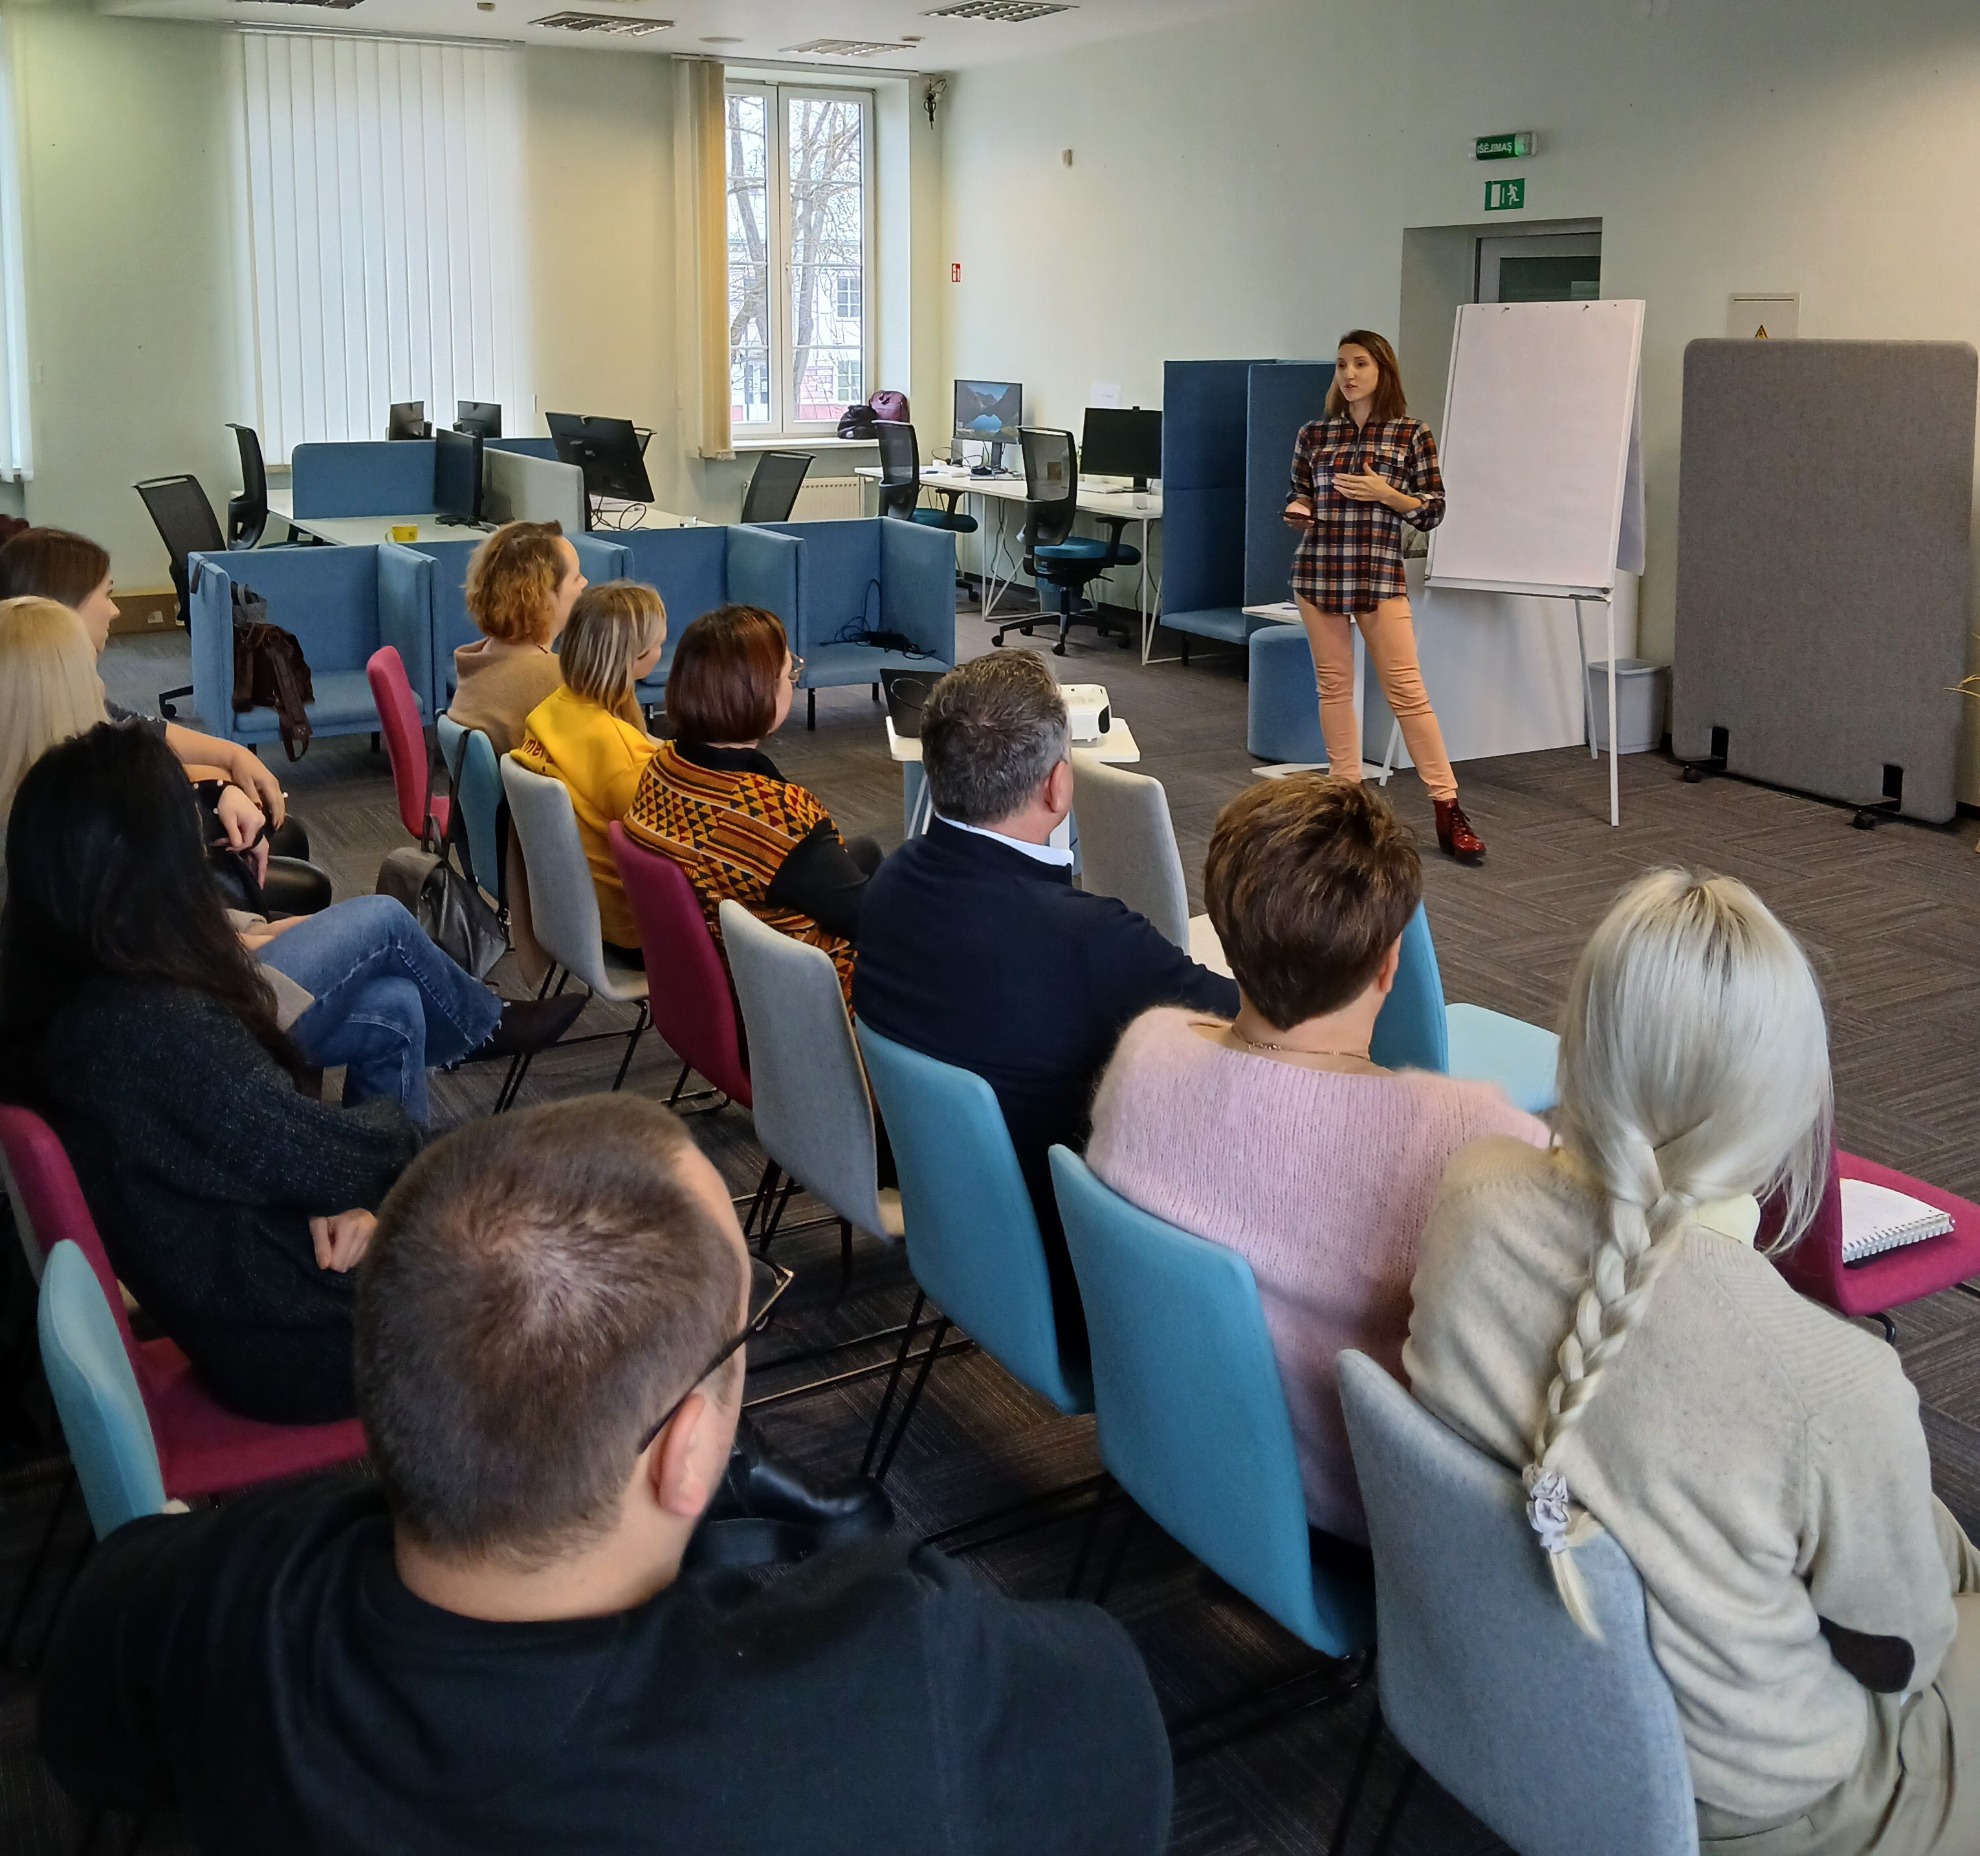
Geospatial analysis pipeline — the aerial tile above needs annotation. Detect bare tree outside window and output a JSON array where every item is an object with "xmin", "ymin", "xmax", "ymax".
[{"xmin": 726, "ymin": 84, "xmax": 871, "ymax": 432}]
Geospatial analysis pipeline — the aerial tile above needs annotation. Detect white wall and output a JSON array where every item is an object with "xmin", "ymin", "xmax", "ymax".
[{"xmin": 939, "ymin": 0, "xmax": 1980, "ymax": 776}]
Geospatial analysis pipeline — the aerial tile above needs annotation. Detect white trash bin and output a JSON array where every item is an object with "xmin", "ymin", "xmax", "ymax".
[{"xmin": 1585, "ymin": 660, "xmax": 1670, "ymax": 755}]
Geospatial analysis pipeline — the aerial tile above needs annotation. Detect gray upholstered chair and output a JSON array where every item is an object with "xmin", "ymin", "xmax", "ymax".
[
  {"xmin": 500, "ymin": 760, "xmax": 650, "ymax": 1095},
  {"xmin": 720, "ymin": 902, "xmax": 902, "ymax": 1265},
  {"xmin": 1333, "ymin": 1350, "xmax": 1699, "ymax": 1856},
  {"xmin": 1069, "ymin": 751, "xmax": 1202, "ymax": 954}
]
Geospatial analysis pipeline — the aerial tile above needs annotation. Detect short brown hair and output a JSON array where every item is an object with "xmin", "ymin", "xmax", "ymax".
[
  {"xmin": 464, "ymin": 520, "xmax": 568, "ymax": 646},
  {"xmin": 355, "ymin": 1096, "xmax": 744, "ymax": 1565},
  {"xmin": 560, "ymin": 581, "xmax": 665, "ymax": 718},
  {"xmin": 665, "ymin": 604, "xmax": 787, "ymax": 744},
  {"xmin": 1325, "ymin": 330, "xmax": 1409, "ymax": 424},
  {"xmin": 1204, "ymin": 776, "xmax": 1422, "ymax": 1029},
  {"xmin": 0, "ymin": 527, "xmax": 111, "ymax": 610}
]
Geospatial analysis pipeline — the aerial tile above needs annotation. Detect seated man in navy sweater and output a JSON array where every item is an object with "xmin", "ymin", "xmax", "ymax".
[
  {"xmin": 39, "ymin": 1096, "xmax": 1172, "ymax": 1856},
  {"xmin": 854, "ymin": 652, "xmax": 1239, "ymax": 1339}
]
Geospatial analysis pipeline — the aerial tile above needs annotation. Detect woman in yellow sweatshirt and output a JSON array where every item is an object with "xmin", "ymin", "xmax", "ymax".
[{"xmin": 512, "ymin": 582, "xmax": 665, "ymax": 956}]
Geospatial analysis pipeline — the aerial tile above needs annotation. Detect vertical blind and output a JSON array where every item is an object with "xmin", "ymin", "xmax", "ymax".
[
  {"xmin": 0, "ymin": 21, "xmax": 32, "ymax": 480},
  {"xmin": 237, "ymin": 30, "xmax": 526, "ymax": 463}
]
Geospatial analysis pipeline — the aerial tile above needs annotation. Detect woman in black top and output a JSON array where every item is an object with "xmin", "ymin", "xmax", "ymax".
[{"xmin": 0, "ymin": 725, "xmax": 418, "ymax": 1423}]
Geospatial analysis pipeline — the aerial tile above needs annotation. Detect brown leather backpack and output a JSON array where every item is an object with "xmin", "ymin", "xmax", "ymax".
[{"xmin": 229, "ymin": 583, "xmax": 314, "ymax": 761}]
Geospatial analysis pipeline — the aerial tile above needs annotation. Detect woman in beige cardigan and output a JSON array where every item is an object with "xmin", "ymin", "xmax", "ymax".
[{"xmin": 1407, "ymin": 870, "xmax": 1980, "ymax": 1856}]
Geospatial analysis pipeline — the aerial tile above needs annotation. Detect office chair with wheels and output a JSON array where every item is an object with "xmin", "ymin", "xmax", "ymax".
[
  {"xmin": 136, "ymin": 474, "xmax": 227, "ymax": 718},
  {"xmin": 993, "ymin": 428, "xmax": 1138, "ymax": 656},
  {"xmin": 740, "ymin": 451, "xmax": 812, "ymax": 524},
  {"xmin": 877, "ymin": 421, "xmax": 977, "ymax": 536}
]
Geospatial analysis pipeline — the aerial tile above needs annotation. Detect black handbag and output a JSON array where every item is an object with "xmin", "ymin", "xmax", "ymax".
[{"xmin": 374, "ymin": 738, "xmax": 506, "ymax": 980}]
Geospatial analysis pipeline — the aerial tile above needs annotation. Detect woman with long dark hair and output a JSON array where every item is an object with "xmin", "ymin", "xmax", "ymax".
[
  {"xmin": 1285, "ymin": 331, "xmax": 1483, "ymax": 864},
  {"xmin": 0, "ymin": 725, "xmax": 418, "ymax": 1423}
]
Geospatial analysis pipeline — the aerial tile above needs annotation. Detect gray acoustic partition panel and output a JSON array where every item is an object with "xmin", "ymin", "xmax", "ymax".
[
  {"xmin": 1244, "ymin": 362, "xmax": 1335, "ymax": 606},
  {"xmin": 1673, "ymin": 339, "xmax": 1974, "ymax": 822}
]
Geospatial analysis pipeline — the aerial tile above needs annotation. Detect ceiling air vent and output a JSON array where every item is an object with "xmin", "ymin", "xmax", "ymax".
[
  {"xmin": 924, "ymin": 1, "xmax": 1074, "ymax": 20},
  {"xmin": 783, "ymin": 38, "xmax": 914, "ymax": 57},
  {"xmin": 532, "ymin": 10, "xmax": 674, "ymax": 33}
]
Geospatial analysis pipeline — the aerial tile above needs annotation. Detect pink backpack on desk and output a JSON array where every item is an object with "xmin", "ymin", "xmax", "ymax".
[{"xmin": 870, "ymin": 389, "xmax": 910, "ymax": 424}]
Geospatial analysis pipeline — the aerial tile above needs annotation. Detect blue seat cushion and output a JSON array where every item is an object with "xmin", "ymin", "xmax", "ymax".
[
  {"xmin": 1445, "ymin": 1004, "xmax": 1562, "ymax": 1115},
  {"xmin": 224, "ymin": 669, "xmax": 379, "ymax": 742},
  {"xmin": 1035, "ymin": 537, "xmax": 1114, "ymax": 563},
  {"xmin": 912, "ymin": 507, "xmax": 980, "ymax": 535},
  {"xmin": 804, "ymin": 641, "xmax": 950, "ymax": 688}
]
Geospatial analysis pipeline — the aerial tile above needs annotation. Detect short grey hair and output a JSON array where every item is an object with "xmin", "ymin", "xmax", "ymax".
[{"xmin": 920, "ymin": 651, "xmax": 1069, "ymax": 826}]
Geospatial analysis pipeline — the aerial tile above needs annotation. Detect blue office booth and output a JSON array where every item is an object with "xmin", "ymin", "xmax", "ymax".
[
  {"xmin": 188, "ymin": 544, "xmax": 433, "ymax": 748},
  {"xmin": 767, "ymin": 518, "xmax": 956, "ymax": 725},
  {"xmin": 611, "ymin": 524, "xmax": 802, "ymax": 709},
  {"xmin": 289, "ymin": 441, "xmax": 439, "ymax": 518}
]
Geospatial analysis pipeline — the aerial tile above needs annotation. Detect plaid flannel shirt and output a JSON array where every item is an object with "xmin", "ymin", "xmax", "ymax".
[{"xmin": 1288, "ymin": 413, "xmax": 1446, "ymax": 612}]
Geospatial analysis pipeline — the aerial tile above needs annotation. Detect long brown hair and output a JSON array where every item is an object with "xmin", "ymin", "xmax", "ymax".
[
  {"xmin": 1325, "ymin": 330, "xmax": 1409, "ymax": 423},
  {"xmin": 0, "ymin": 527, "xmax": 111, "ymax": 609}
]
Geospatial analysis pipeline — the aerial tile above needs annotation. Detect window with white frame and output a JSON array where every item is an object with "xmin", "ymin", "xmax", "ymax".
[
  {"xmin": 726, "ymin": 82, "xmax": 872, "ymax": 435},
  {"xmin": 0, "ymin": 24, "xmax": 32, "ymax": 480},
  {"xmin": 235, "ymin": 30, "xmax": 527, "ymax": 462}
]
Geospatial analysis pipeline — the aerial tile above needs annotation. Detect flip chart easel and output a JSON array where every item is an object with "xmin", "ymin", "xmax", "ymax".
[{"xmin": 1427, "ymin": 299, "xmax": 1647, "ymax": 825}]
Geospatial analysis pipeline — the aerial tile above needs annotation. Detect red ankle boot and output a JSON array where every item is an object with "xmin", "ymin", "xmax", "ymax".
[{"xmin": 1434, "ymin": 798, "xmax": 1486, "ymax": 864}]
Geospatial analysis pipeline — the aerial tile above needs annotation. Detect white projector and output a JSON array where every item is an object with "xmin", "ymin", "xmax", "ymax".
[{"xmin": 1061, "ymin": 684, "xmax": 1112, "ymax": 743}]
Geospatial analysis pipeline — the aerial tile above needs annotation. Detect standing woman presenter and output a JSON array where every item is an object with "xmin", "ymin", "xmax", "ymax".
[{"xmin": 1286, "ymin": 331, "xmax": 1483, "ymax": 863}]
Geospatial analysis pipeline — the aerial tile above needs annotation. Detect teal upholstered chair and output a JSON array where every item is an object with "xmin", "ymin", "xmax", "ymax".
[
  {"xmin": 1052, "ymin": 1149, "xmax": 1374, "ymax": 1655},
  {"xmin": 1371, "ymin": 904, "xmax": 1561, "ymax": 1115},
  {"xmin": 1335, "ymin": 1351, "xmax": 1698, "ymax": 1856},
  {"xmin": 435, "ymin": 716, "xmax": 507, "ymax": 907},
  {"xmin": 39, "ymin": 1242, "xmax": 168, "ymax": 1539},
  {"xmin": 854, "ymin": 1024, "xmax": 1091, "ymax": 1483},
  {"xmin": 993, "ymin": 427, "xmax": 1140, "ymax": 656}
]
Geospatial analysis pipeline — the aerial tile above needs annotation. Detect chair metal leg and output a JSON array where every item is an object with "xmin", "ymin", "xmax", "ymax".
[
  {"xmin": 872, "ymin": 1317, "xmax": 951, "ymax": 1486},
  {"xmin": 1, "ymin": 1469, "xmax": 74, "ymax": 1666},
  {"xmin": 807, "ymin": 689, "xmax": 816, "ymax": 729},
  {"xmin": 859, "ymin": 1289, "xmax": 925, "ymax": 1478},
  {"xmin": 610, "ymin": 1005, "xmax": 650, "ymax": 1091},
  {"xmin": 1326, "ymin": 1699, "xmax": 1387, "ymax": 1856},
  {"xmin": 756, "ymin": 1178, "xmax": 799, "ymax": 1258},
  {"xmin": 1874, "ymin": 1310, "xmax": 1898, "ymax": 1345},
  {"xmin": 1091, "ymin": 1504, "xmax": 1140, "ymax": 1606},
  {"xmin": 739, "ymin": 1159, "xmax": 780, "ymax": 1238},
  {"xmin": 1366, "ymin": 1758, "xmax": 1419, "ymax": 1856}
]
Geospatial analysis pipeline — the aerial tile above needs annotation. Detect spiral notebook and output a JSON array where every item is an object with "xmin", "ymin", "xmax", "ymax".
[{"xmin": 1840, "ymin": 1178, "xmax": 1954, "ymax": 1266}]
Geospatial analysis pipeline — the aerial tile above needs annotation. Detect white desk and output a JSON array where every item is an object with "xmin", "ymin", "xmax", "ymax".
[
  {"xmin": 268, "ymin": 487, "xmax": 688, "ymax": 545},
  {"xmin": 887, "ymin": 711, "xmax": 1140, "ymax": 839},
  {"xmin": 855, "ymin": 466, "xmax": 1162, "ymax": 653}
]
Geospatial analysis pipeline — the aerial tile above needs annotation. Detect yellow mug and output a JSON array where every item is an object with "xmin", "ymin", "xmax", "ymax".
[{"xmin": 389, "ymin": 523, "xmax": 418, "ymax": 543}]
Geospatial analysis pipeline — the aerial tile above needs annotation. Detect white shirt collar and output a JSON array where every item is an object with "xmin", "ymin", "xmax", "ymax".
[{"xmin": 932, "ymin": 812, "xmax": 1075, "ymax": 868}]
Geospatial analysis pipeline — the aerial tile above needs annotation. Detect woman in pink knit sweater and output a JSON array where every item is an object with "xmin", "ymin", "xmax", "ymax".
[{"xmin": 1086, "ymin": 776, "xmax": 1548, "ymax": 1542}]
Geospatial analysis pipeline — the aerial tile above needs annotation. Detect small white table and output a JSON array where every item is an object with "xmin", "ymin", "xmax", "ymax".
[
  {"xmin": 887, "ymin": 712, "xmax": 1141, "ymax": 840},
  {"xmin": 856, "ymin": 465, "xmax": 1163, "ymax": 653}
]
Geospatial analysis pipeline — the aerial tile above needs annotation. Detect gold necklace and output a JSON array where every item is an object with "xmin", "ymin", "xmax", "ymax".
[{"xmin": 1229, "ymin": 1025, "xmax": 1372, "ymax": 1061}]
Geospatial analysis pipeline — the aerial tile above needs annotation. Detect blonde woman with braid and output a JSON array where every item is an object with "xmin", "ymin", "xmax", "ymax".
[{"xmin": 1406, "ymin": 870, "xmax": 1980, "ymax": 1856}]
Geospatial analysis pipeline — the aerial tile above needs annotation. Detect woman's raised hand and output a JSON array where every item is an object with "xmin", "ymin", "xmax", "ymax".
[{"xmin": 1331, "ymin": 469, "xmax": 1402, "ymax": 507}]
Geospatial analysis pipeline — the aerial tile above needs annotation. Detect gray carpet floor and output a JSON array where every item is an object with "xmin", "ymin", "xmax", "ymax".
[{"xmin": 3, "ymin": 599, "xmax": 1978, "ymax": 1854}]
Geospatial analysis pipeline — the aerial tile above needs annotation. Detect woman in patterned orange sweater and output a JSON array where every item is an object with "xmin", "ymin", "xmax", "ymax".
[
  {"xmin": 1285, "ymin": 330, "xmax": 1483, "ymax": 865},
  {"xmin": 623, "ymin": 605, "xmax": 878, "ymax": 997}
]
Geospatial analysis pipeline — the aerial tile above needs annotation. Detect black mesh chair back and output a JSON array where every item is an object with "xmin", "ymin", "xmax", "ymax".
[
  {"xmin": 135, "ymin": 475, "xmax": 226, "ymax": 610},
  {"xmin": 1020, "ymin": 428, "xmax": 1078, "ymax": 554},
  {"xmin": 225, "ymin": 424, "xmax": 269, "ymax": 549},
  {"xmin": 741, "ymin": 451, "xmax": 813, "ymax": 524},
  {"xmin": 875, "ymin": 421, "xmax": 922, "ymax": 519}
]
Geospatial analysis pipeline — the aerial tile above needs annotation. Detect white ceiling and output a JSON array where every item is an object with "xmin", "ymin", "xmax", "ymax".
[{"xmin": 101, "ymin": 0, "xmax": 1244, "ymax": 72}]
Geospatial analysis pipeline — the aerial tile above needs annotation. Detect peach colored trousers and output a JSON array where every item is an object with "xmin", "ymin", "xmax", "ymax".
[{"xmin": 1295, "ymin": 595, "xmax": 1458, "ymax": 804}]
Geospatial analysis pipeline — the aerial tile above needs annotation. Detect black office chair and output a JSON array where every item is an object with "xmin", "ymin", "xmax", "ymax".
[
  {"xmin": 224, "ymin": 423, "xmax": 274, "ymax": 548},
  {"xmin": 992, "ymin": 428, "xmax": 1139, "ymax": 656},
  {"xmin": 135, "ymin": 474, "xmax": 228, "ymax": 717},
  {"xmin": 740, "ymin": 451, "xmax": 813, "ymax": 524},
  {"xmin": 876, "ymin": 420, "xmax": 976, "ymax": 530}
]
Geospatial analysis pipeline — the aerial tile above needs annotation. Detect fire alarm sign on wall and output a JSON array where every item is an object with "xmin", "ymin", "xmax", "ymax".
[{"xmin": 950, "ymin": 262, "xmax": 962, "ymax": 283}]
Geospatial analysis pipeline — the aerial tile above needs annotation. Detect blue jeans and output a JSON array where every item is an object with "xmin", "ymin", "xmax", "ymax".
[{"xmin": 260, "ymin": 894, "xmax": 501, "ymax": 1124}]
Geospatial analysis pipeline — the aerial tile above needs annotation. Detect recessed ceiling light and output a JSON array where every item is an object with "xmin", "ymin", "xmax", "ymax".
[
  {"xmin": 700, "ymin": 34, "xmax": 742, "ymax": 42},
  {"xmin": 783, "ymin": 37, "xmax": 913, "ymax": 56},
  {"xmin": 923, "ymin": 1, "xmax": 1074, "ymax": 19},
  {"xmin": 532, "ymin": 10, "xmax": 674, "ymax": 33}
]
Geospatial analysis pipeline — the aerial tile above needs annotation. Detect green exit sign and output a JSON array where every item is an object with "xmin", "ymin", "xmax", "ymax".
[
  {"xmin": 1484, "ymin": 177, "xmax": 1526, "ymax": 211},
  {"xmin": 1474, "ymin": 132, "xmax": 1536, "ymax": 160}
]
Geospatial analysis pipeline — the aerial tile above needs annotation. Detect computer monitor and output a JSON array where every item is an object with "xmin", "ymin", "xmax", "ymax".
[
  {"xmin": 1080, "ymin": 407, "xmax": 1163, "ymax": 491},
  {"xmin": 434, "ymin": 426, "xmax": 485, "ymax": 527},
  {"xmin": 387, "ymin": 401, "xmax": 429, "ymax": 441},
  {"xmin": 546, "ymin": 411, "xmax": 654, "ymax": 509},
  {"xmin": 953, "ymin": 380, "xmax": 1022, "ymax": 450},
  {"xmin": 455, "ymin": 400, "xmax": 502, "ymax": 439}
]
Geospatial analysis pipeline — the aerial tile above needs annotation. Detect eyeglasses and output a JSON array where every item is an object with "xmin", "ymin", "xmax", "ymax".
[
  {"xmin": 784, "ymin": 654, "xmax": 806, "ymax": 685},
  {"xmin": 636, "ymin": 1253, "xmax": 793, "ymax": 1455}
]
